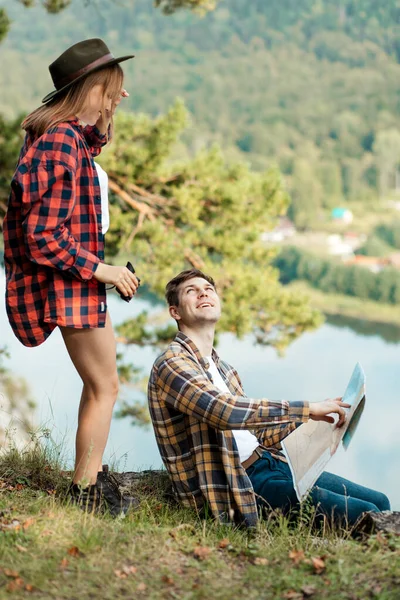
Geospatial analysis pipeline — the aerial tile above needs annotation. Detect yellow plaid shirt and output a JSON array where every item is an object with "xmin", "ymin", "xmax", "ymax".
[{"xmin": 148, "ymin": 332, "xmax": 310, "ymax": 527}]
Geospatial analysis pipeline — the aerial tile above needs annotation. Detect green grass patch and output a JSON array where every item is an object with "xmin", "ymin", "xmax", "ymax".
[
  {"xmin": 0, "ymin": 438, "xmax": 399, "ymax": 599},
  {"xmin": 287, "ymin": 280, "xmax": 400, "ymax": 329}
]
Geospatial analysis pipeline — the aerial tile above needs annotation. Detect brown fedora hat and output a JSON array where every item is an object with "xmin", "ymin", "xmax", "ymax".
[{"xmin": 42, "ymin": 38, "xmax": 134, "ymax": 104}]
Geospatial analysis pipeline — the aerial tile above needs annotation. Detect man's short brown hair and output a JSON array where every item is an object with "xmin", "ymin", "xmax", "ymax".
[{"xmin": 165, "ymin": 269, "xmax": 216, "ymax": 307}]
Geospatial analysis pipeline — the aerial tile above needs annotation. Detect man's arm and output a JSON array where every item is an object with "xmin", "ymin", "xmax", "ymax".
[{"xmin": 156, "ymin": 355, "xmax": 310, "ymax": 430}]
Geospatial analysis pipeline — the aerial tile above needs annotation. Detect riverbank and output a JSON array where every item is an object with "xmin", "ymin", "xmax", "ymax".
[
  {"xmin": 286, "ymin": 281, "xmax": 400, "ymax": 329},
  {"xmin": 0, "ymin": 442, "xmax": 399, "ymax": 599}
]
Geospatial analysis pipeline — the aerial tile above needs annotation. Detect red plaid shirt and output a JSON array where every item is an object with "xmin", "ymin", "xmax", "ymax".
[{"xmin": 3, "ymin": 120, "xmax": 108, "ymax": 347}]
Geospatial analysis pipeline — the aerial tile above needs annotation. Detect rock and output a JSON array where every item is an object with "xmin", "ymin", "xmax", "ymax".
[
  {"xmin": 353, "ymin": 510, "xmax": 400, "ymax": 537},
  {"xmin": 108, "ymin": 468, "xmax": 174, "ymax": 500}
]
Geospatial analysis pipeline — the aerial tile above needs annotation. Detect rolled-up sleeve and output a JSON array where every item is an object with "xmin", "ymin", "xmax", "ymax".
[
  {"xmin": 83, "ymin": 125, "xmax": 109, "ymax": 157},
  {"xmin": 21, "ymin": 159, "xmax": 99, "ymax": 281},
  {"xmin": 156, "ymin": 354, "xmax": 309, "ymax": 431}
]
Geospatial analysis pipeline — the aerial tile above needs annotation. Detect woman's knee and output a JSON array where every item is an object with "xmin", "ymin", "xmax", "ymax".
[{"xmin": 84, "ymin": 372, "xmax": 119, "ymax": 403}]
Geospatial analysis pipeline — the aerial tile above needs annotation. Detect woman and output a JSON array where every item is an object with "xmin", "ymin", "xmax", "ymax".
[{"xmin": 3, "ymin": 38, "xmax": 139, "ymax": 516}]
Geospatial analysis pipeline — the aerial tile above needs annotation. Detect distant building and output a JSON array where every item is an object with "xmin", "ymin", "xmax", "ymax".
[
  {"xmin": 261, "ymin": 217, "xmax": 296, "ymax": 243},
  {"xmin": 331, "ymin": 207, "xmax": 353, "ymax": 224},
  {"xmin": 388, "ymin": 253, "xmax": 400, "ymax": 269},
  {"xmin": 343, "ymin": 231, "xmax": 366, "ymax": 250},
  {"xmin": 344, "ymin": 255, "xmax": 385, "ymax": 273},
  {"xmin": 326, "ymin": 234, "xmax": 354, "ymax": 257}
]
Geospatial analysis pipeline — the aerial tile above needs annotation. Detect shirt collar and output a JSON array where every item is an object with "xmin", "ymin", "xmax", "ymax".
[{"xmin": 174, "ymin": 331, "xmax": 220, "ymax": 370}]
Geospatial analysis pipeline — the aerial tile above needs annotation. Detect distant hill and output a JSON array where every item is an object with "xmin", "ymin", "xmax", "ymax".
[{"xmin": 1, "ymin": 0, "xmax": 400, "ymax": 211}]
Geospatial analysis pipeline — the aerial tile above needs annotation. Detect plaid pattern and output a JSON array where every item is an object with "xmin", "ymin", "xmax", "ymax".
[
  {"xmin": 148, "ymin": 332, "xmax": 310, "ymax": 527},
  {"xmin": 3, "ymin": 120, "xmax": 107, "ymax": 347}
]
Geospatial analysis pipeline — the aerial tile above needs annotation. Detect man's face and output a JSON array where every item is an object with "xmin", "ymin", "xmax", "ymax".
[{"xmin": 170, "ymin": 277, "xmax": 221, "ymax": 327}]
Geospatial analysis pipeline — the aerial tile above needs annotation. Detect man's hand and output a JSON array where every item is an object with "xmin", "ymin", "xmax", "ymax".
[{"xmin": 309, "ymin": 397, "xmax": 351, "ymax": 428}]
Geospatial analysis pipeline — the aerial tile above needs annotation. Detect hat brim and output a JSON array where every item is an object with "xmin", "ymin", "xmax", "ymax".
[{"xmin": 41, "ymin": 54, "xmax": 134, "ymax": 104}]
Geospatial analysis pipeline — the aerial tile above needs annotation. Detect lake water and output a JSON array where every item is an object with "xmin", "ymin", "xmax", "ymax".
[{"xmin": 1, "ymin": 271, "xmax": 399, "ymax": 510}]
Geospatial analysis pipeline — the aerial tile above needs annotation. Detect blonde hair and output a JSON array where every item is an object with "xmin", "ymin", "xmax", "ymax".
[{"xmin": 22, "ymin": 63, "xmax": 124, "ymax": 140}]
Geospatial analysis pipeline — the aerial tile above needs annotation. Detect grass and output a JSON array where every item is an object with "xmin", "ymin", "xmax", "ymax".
[
  {"xmin": 286, "ymin": 280, "xmax": 400, "ymax": 329},
  {"xmin": 0, "ymin": 437, "xmax": 399, "ymax": 599}
]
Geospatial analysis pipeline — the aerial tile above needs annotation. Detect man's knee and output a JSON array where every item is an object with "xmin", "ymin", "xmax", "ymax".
[{"xmin": 373, "ymin": 491, "xmax": 391, "ymax": 512}]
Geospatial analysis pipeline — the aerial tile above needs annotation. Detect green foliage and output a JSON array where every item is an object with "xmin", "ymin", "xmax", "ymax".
[
  {"xmin": 0, "ymin": 8, "xmax": 10, "ymax": 42},
  {"xmin": 375, "ymin": 221, "xmax": 400, "ymax": 249},
  {"xmin": 275, "ymin": 245, "xmax": 400, "ymax": 305},
  {"xmin": 0, "ymin": 429, "xmax": 68, "ymax": 493},
  {"xmin": 98, "ymin": 107, "xmax": 321, "ymax": 356},
  {"xmin": 0, "ymin": 114, "xmax": 25, "ymax": 205},
  {"xmin": 1, "ymin": 1, "xmax": 400, "ymax": 203},
  {"xmin": 155, "ymin": 0, "xmax": 217, "ymax": 14},
  {"xmin": 356, "ymin": 235, "xmax": 393, "ymax": 257}
]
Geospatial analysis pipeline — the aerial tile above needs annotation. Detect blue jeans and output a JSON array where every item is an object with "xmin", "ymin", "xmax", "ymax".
[{"xmin": 246, "ymin": 451, "xmax": 390, "ymax": 526}]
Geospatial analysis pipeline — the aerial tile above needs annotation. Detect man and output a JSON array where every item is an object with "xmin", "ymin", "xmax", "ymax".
[{"xmin": 148, "ymin": 269, "xmax": 390, "ymax": 527}]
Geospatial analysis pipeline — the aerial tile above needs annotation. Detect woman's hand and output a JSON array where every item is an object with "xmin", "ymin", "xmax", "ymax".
[
  {"xmin": 96, "ymin": 89, "xmax": 129, "ymax": 134},
  {"xmin": 309, "ymin": 397, "xmax": 351, "ymax": 428},
  {"xmin": 94, "ymin": 262, "xmax": 139, "ymax": 299}
]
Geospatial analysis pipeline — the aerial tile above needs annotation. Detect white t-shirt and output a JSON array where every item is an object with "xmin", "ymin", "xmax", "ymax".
[
  {"xmin": 205, "ymin": 356, "xmax": 259, "ymax": 463},
  {"xmin": 94, "ymin": 161, "xmax": 109, "ymax": 234}
]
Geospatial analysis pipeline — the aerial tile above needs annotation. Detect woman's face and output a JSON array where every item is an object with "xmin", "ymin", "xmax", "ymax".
[{"xmin": 78, "ymin": 83, "xmax": 114, "ymax": 125}]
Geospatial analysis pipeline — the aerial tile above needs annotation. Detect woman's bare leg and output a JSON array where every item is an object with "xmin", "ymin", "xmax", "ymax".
[{"xmin": 59, "ymin": 312, "xmax": 119, "ymax": 485}]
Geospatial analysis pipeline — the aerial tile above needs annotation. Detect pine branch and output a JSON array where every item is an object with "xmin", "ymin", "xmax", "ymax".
[{"xmin": 108, "ymin": 179, "xmax": 157, "ymax": 221}]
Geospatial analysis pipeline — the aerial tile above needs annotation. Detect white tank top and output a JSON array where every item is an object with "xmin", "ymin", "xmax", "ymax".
[
  {"xmin": 205, "ymin": 356, "xmax": 259, "ymax": 463},
  {"xmin": 94, "ymin": 161, "xmax": 109, "ymax": 235}
]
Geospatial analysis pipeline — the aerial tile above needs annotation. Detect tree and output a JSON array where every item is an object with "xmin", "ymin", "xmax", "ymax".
[
  {"xmin": 0, "ymin": 0, "xmax": 219, "ymax": 40},
  {"xmin": 98, "ymin": 101, "xmax": 321, "ymax": 353},
  {"xmin": 0, "ymin": 9, "xmax": 10, "ymax": 43},
  {"xmin": 0, "ymin": 100, "xmax": 322, "ymax": 423},
  {"xmin": 0, "ymin": 115, "xmax": 25, "ymax": 228},
  {"xmin": 373, "ymin": 129, "xmax": 400, "ymax": 198},
  {"xmin": 288, "ymin": 159, "xmax": 323, "ymax": 230}
]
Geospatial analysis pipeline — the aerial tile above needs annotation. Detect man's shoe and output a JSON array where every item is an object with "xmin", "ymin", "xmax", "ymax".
[{"xmin": 96, "ymin": 471, "xmax": 139, "ymax": 517}]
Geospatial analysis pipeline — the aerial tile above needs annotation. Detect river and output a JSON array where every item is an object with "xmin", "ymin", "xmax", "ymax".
[{"xmin": 1, "ymin": 272, "xmax": 399, "ymax": 510}]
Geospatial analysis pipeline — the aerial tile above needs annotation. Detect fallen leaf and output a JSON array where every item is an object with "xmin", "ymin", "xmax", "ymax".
[
  {"xmin": 253, "ymin": 557, "xmax": 269, "ymax": 566},
  {"xmin": 311, "ymin": 556, "xmax": 326, "ymax": 574},
  {"xmin": 122, "ymin": 565, "xmax": 137, "ymax": 576},
  {"xmin": 193, "ymin": 546, "xmax": 212, "ymax": 561},
  {"xmin": 22, "ymin": 517, "xmax": 35, "ymax": 530},
  {"xmin": 161, "ymin": 575, "xmax": 174, "ymax": 585},
  {"xmin": 372, "ymin": 584, "xmax": 382, "ymax": 596},
  {"xmin": 60, "ymin": 558, "xmax": 69, "ymax": 570},
  {"xmin": 114, "ymin": 569, "xmax": 127, "ymax": 579},
  {"xmin": 67, "ymin": 546, "xmax": 83, "ymax": 558},
  {"xmin": 169, "ymin": 523, "xmax": 196, "ymax": 538},
  {"xmin": 376, "ymin": 532, "xmax": 388, "ymax": 547},
  {"xmin": 15, "ymin": 544, "xmax": 28, "ymax": 553},
  {"xmin": 218, "ymin": 538, "xmax": 230, "ymax": 549},
  {"xmin": 15, "ymin": 484, "xmax": 24, "ymax": 491},
  {"xmin": 289, "ymin": 549, "xmax": 305, "ymax": 565},
  {"xmin": 282, "ymin": 591, "xmax": 302, "ymax": 600},
  {"xmin": 155, "ymin": 503, "xmax": 163, "ymax": 511},
  {"xmin": 301, "ymin": 585, "xmax": 317, "ymax": 597},
  {"xmin": 4, "ymin": 569, "xmax": 20, "ymax": 578},
  {"xmin": 25, "ymin": 584, "xmax": 34, "ymax": 592},
  {"xmin": 137, "ymin": 582, "xmax": 147, "ymax": 592},
  {"xmin": 6, "ymin": 579, "xmax": 24, "ymax": 593},
  {"xmin": 0, "ymin": 519, "xmax": 21, "ymax": 532}
]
